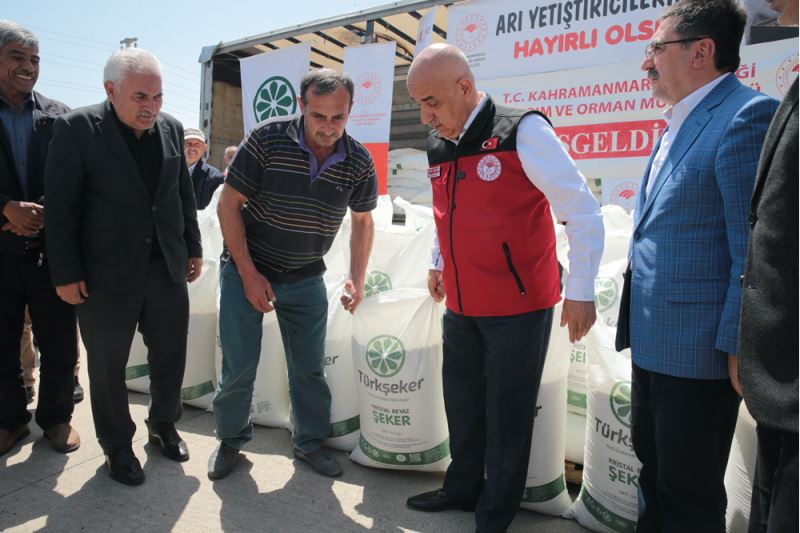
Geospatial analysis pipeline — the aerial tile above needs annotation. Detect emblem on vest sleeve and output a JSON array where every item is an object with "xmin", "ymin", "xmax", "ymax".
[
  {"xmin": 428, "ymin": 166, "xmax": 442, "ymax": 179},
  {"xmin": 477, "ymin": 155, "xmax": 502, "ymax": 182}
]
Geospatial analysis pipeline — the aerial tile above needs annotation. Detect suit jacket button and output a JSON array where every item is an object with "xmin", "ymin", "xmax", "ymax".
[
  {"xmin": 145, "ymin": 237, "xmax": 152, "ymax": 244},
  {"xmin": 740, "ymin": 274, "xmax": 744, "ymax": 285},
  {"xmin": 152, "ymin": 206, "xmax": 157, "ymax": 212}
]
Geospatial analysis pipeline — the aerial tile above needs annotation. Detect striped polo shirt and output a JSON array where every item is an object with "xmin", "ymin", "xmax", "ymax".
[{"xmin": 225, "ymin": 114, "xmax": 378, "ymax": 282}]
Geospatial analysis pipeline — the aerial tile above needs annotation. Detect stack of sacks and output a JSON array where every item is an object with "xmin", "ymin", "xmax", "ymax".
[
  {"xmin": 125, "ymin": 190, "xmax": 223, "ymax": 410},
  {"xmin": 386, "ymin": 148, "xmax": 431, "ymax": 207},
  {"xmin": 566, "ymin": 322, "xmax": 642, "ymax": 533},
  {"xmin": 206, "ymin": 196, "xmax": 436, "ymax": 450},
  {"xmin": 323, "ymin": 197, "xmax": 435, "ymax": 452},
  {"xmin": 553, "ymin": 205, "xmax": 633, "ymax": 465},
  {"xmin": 520, "ymin": 300, "xmax": 572, "ymax": 516}
]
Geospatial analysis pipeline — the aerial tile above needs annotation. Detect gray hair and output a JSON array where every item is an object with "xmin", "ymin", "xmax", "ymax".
[
  {"xmin": 103, "ymin": 48, "xmax": 162, "ymax": 86},
  {"xmin": 299, "ymin": 68, "xmax": 354, "ymax": 106},
  {"xmin": 0, "ymin": 20, "xmax": 38, "ymax": 49}
]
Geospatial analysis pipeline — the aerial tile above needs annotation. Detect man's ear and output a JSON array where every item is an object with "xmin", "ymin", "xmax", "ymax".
[
  {"xmin": 297, "ymin": 95, "xmax": 305, "ymax": 113},
  {"xmin": 692, "ymin": 38, "xmax": 716, "ymax": 70},
  {"xmin": 104, "ymin": 80, "xmax": 115, "ymax": 100},
  {"xmin": 456, "ymin": 77, "xmax": 472, "ymax": 97}
]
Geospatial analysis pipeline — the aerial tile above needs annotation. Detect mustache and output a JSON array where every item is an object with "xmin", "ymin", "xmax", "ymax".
[
  {"xmin": 647, "ymin": 69, "xmax": 659, "ymax": 80},
  {"xmin": 138, "ymin": 111, "xmax": 157, "ymax": 119}
]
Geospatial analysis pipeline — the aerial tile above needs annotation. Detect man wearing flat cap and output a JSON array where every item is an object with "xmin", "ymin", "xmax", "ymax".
[{"xmin": 184, "ymin": 127, "xmax": 223, "ymax": 210}]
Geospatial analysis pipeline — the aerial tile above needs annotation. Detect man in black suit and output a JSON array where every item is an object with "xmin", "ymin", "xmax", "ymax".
[
  {"xmin": 183, "ymin": 127, "xmax": 223, "ymax": 210},
  {"xmin": 0, "ymin": 20, "xmax": 80, "ymax": 457},
  {"xmin": 44, "ymin": 48, "xmax": 203, "ymax": 486},
  {"xmin": 738, "ymin": 1, "xmax": 798, "ymax": 530}
]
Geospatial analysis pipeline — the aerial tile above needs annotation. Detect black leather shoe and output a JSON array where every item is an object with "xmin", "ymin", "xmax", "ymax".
[
  {"xmin": 145, "ymin": 420, "xmax": 189, "ymax": 462},
  {"xmin": 106, "ymin": 447, "xmax": 144, "ymax": 486},
  {"xmin": 208, "ymin": 442, "xmax": 240, "ymax": 480},
  {"xmin": 73, "ymin": 377, "xmax": 84, "ymax": 404},
  {"xmin": 407, "ymin": 489, "xmax": 477, "ymax": 512}
]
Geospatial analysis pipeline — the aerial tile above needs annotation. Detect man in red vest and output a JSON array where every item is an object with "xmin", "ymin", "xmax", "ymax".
[{"xmin": 405, "ymin": 43, "xmax": 604, "ymax": 533}]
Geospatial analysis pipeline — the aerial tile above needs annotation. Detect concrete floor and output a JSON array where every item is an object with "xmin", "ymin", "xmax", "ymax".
[{"xmin": 0, "ymin": 365, "xmax": 589, "ymax": 533}]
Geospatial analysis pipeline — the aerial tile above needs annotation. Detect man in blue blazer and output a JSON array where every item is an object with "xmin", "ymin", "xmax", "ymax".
[{"xmin": 615, "ymin": 1, "xmax": 779, "ymax": 530}]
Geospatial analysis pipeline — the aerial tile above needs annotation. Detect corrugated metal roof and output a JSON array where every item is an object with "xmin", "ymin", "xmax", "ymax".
[{"xmin": 206, "ymin": 0, "xmax": 453, "ymax": 68}]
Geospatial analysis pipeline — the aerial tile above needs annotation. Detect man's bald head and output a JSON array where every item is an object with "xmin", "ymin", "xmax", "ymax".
[
  {"xmin": 406, "ymin": 43, "xmax": 482, "ymax": 140},
  {"xmin": 408, "ymin": 43, "xmax": 474, "ymax": 87}
]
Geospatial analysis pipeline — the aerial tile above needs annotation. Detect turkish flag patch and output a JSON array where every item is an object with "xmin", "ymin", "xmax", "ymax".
[{"xmin": 480, "ymin": 137, "xmax": 499, "ymax": 151}]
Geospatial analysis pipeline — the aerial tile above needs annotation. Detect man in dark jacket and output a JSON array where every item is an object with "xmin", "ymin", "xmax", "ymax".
[
  {"xmin": 0, "ymin": 20, "xmax": 80, "ymax": 456},
  {"xmin": 45, "ymin": 47, "xmax": 203, "ymax": 486},
  {"xmin": 738, "ymin": 2, "xmax": 799, "ymax": 531},
  {"xmin": 184, "ymin": 127, "xmax": 223, "ymax": 210}
]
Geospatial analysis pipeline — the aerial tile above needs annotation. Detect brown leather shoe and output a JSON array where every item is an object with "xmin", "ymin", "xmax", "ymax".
[
  {"xmin": 0, "ymin": 425, "xmax": 30, "ymax": 456},
  {"xmin": 44, "ymin": 423, "xmax": 80, "ymax": 453}
]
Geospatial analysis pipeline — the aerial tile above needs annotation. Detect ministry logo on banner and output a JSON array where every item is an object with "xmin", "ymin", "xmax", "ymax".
[{"xmin": 239, "ymin": 42, "xmax": 311, "ymax": 135}]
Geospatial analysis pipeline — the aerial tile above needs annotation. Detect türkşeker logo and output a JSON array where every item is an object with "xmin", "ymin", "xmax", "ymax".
[
  {"xmin": 776, "ymin": 54, "xmax": 799, "ymax": 96},
  {"xmin": 366, "ymin": 335, "xmax": 405, "ymax": 378},
  {"xmin": 594, "ymin": 278, "xmax": 619, "ymax": 313},
  {"xmin": 253, "ymin": 76, "xmax": 297, "ymax": 122},
  {"xmin": 364, "ymin": 271, "xmax": 392, "ymax": 298},
  {"xmin": 477, "ymin": 154, "xmax": 502, "ymax": 181},
  {"xmin": 355, "ymin": 72, "xmax": 381, "ymax": 105},
  {"xmin": 609, "ymin": 381, "xmax": 632, "ymax": 428},
  {"xmin": 610, "ymin": 181, "xmax": 640, "ymax": 212},
  {"xmin": 456, "ymin": 14, "xmax": 488, "ymax": 51}
]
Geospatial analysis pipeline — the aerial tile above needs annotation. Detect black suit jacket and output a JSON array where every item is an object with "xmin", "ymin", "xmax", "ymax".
[
  {"xmin": 44, "ymin": 101, "xmax": 202, "ymax": 294},
  {"xmin": 190, "ymin": 160, "xmax": 224, "ymax": 210},
  {"xmin": 739, "ymin": 78, "xmax": 798, "ymax": 433},
  {"xmin": 0, "ymin": 91, "xmax": 70, "ymax": 255}
]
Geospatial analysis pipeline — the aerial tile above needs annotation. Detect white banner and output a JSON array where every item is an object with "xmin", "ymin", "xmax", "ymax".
[
  {"xmin": 415, "ymin": 7, "xmax": 437, "ymax": 56},
  {"xmin": 239, "ymin": 42, "xmax": 311, "ymax": 135},
  {"xmin": 479, "ymin": 38, "xmax": 798, "ymax": 181},
  {"xmin": 344, "ymin": 42, "xmax": 396, "ymax": 143},
  {"xmin": 447, "ymin": 0, "xmax": 678, "ymax": 80}
]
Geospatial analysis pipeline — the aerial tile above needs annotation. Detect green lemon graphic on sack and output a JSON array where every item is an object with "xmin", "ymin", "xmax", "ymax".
[
  {"xmin": 253, "ymin": 76, "xmax": 297, "ymax": 122},
  {"xmin": 364, "ymin": 271, "xmax": 392, "ymax": 298},
  {"xmin": 594, "ymin": 277, "xmax": 619, "ymax": 313},
  {"xmin": 609, "ymin": 381, "xmax": 632, "ymax": 427},
  {"xmin": 366, "ymin": 335, "xmax": 405, "ymax": 378}
]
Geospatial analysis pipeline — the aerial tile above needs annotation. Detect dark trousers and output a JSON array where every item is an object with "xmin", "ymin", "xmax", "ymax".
[
  {"xmin": 0, "ymin": 252, "xmax": 77, "ymax": 430},
  {"xmin": 631, "ymin": 363, "xmax": 740, "ymax": 533},
  {"xmin": 441, "ymin": 307, "xmax": 553, "ymax": 533},
  {"xmin": 77, "ymin": 258, "xmax": 188, "ymax": 451},
  {"xmin": 748, "ymin": 425, "xmax": 798, "ymax": 533}
]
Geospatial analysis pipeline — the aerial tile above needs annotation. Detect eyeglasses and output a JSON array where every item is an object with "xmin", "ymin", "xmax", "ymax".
[{"xmin": 644, "ymin": 37, "xmax": 709, "ymax": 58}]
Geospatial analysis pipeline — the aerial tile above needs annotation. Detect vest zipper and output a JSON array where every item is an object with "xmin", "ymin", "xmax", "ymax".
[
  {"xmin": 502, "ymin": 242, "xmax": 526, "ymax": 295},
  {"xmin": 449, "ymin": 155, "xmax": 464, "ymax": 314}
]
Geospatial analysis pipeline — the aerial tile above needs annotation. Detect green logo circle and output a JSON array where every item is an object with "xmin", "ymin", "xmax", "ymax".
[
  {"xmin": 609, "ymin": 381, "xmax": 632, "ymax": 428},
  {"xmin": 595, "ymin": 277, "xmax": 619, "ymax": 313},
  {"xmin": 366, "ymin": 335, "xmax": 405, "ymax": 378},
  {"xmin": 364, "ymin": 271, "xmax": 392, "ymax": 298},
  {"xmin": 253, "ymin": 76, "xmax": 297, "ymax": 122}
]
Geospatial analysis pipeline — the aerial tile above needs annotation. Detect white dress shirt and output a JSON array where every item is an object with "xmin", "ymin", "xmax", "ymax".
[
  {"xmin": 430, "ymin": 95, "xmax": 604, "ymax": 302},
  {"xmin": 646, "ymin": 73, "xmax": 730, "ymax": 196}
]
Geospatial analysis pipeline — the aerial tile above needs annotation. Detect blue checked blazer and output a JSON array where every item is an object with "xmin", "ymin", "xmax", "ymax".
[{"xmin": 621, "ymin": 74, "xmax": 778, "ymax": 379}]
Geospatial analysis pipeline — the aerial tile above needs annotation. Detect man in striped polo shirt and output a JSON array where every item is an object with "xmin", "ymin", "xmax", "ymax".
[{"xmin": 209, "ymin": 69, "xmax": 377, "ymax": 480}]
